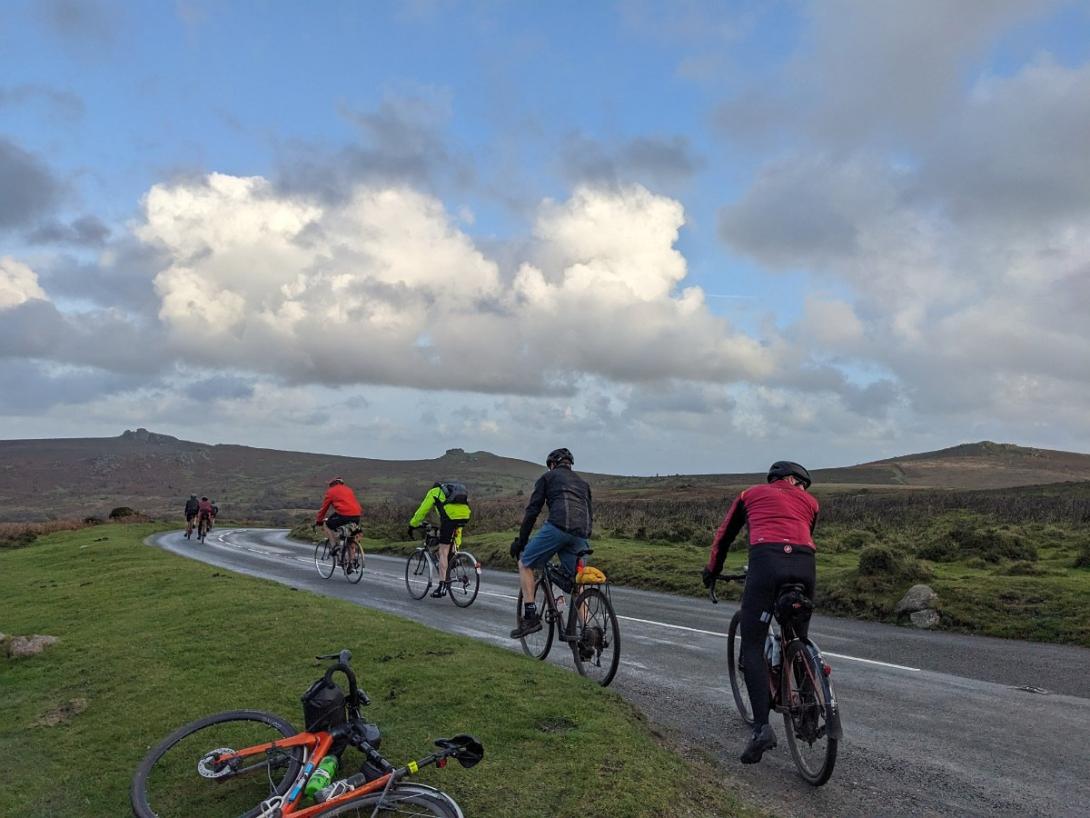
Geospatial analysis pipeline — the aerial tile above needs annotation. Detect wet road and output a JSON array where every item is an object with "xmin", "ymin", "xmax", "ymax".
[{"xmin": 150, "ymin": 528, "xmax": 1090, "ymax": 818}]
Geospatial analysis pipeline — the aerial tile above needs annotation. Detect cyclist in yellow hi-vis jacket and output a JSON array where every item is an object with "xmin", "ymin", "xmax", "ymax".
[{"xmin": 408, "ymin": 481, "xmax": 471, "ymax": 598}]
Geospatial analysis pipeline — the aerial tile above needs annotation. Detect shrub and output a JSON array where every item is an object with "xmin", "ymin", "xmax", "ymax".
[
  {"xmin": 857, "ymin": 545, "xmax": 932, "ymax": 584},
  {"xmin": 1074, "ymin": 540, "xmax": 1090, "ymax": 569},
  {"xmin": 946, "ymin": 524, "xmax": 1037, "ymax": 563},
  {"xmin": 840, "ymin": 530, "xmax": 872, "ymax": 551},
  {"xmin": 1002, "ymin": 561, "xmax": 1046, "ymax": 576},
  {"xmin": 108, "ymin": 507, "xmax": 137, "ymax": 520},
  {"xmin": 917, "ymin": 539, "xmax": 959, "ymax": 562}
]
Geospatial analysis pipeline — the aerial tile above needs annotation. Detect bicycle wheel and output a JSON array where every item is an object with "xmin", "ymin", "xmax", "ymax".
[
  {"xmin": 322, "ymin": 783, "xmax": 463, "ymax": 816},
  {"xmin": 446, "ymin": 552, "xmax": 480, "ymax": 608},
  {"xmin": 570, "ymin": 586, "xmax": 621, "ymax": 687},
  {"xmin": 131, "ymin": 709, "xmax": 304, "ymax": 818},
  {"xmin": 405, "ymin": 549, "xmax": 432, "ymax": 599},
  {"xmin": 781, "ymin": 641, "xmax": 838, "ymax": 786},
  {"xmin": 517, "ymin": 579, "xmax": 554, "ymax": 660},
  {"xmin": 727, "ymin": 610, "xmax": 754, "ymax": 725},
  {"xmin": 315, "ymin": 541, "xmax": 336, "ymax": 579},
  {"xmin": 344, "ymin": 545, "xmax": 365, "ymax": 584},
  {"xmin": 198, "ymin": 520, "xmax": 208, "ymax": 543}
]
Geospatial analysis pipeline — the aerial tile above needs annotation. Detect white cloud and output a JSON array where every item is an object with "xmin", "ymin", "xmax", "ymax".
[
  {"xmin": 0, "ymin": 256, "xmax": 48, "ymax": 309},
  {"xmin": 144, "ymin": 174, "xmax": 780, "ymax": 393}
]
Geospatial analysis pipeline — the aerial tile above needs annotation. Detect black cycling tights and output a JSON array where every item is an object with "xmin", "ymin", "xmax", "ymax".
[{"xmin": 739, "ymin": 544, "xmax": 816, "ymax": 728}]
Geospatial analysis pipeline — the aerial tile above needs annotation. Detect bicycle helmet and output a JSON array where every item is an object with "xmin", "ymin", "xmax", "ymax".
[
  {"xmin": 767, "ymin": 461, "xmax": 812, "ymax": 489},
  {"xmin": 329, "ymin": 477, "xmax": 345, "ymax": 487},
  {"xmin": 546, "ymin": 448, "xmax": 574, "ymax": 468}
]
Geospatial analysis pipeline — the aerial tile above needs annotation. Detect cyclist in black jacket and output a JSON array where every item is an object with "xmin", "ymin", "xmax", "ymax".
[{"xmin": 509, "ymin": 448, "xmax": 592, "ymax": 638}]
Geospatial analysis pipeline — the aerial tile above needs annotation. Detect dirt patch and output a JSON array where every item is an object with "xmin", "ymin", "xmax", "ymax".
[
  {"xmin": 32, "ymin": 697, "xmax": 88, "ymax": 727},
  {"xmin": 6, "ymin": 634, "xmax": 59, "ymax": 658},
  {"xmin": 536, "ymin": 716, "xmax": 577, "ymax": 733}
]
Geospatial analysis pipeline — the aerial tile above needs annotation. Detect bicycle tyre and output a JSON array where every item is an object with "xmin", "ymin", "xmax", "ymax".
[
  {"xmin": 322, "ymin": 782, "xmax": 463, "ymax": 817},
  {"xmin": 405, "ymin": 549, "xmax": 432, "ymax": 599},
  {"xmin": 315, "ymin": 541, "xmax": 337, "ymax": 579},
  {"xmin": 570, "ymin": 586, "xmax": 621, "ymax": 687},
  {"xmin": 781, "ymin": 640, "xmax": 838, "ymax": 786},
  {"xmin": 131, "ymin": 709, "xmax": 303, "ymax": 818},
  {"xmin": 446, "ymin": 552, "xmax": 480, "ymax": 608},
  {"xmin": 517, "ymin": 579, "xmax": 554, "ymax": 660},
  {"xmin": 727, "ymin": 610, "xmax": 755, "ymax": 725},
  {"xmin": 198, "ymin": 520, "xmax": 208, "ymax": 543},
  {"xmin": 345, "ymin": 546, "xmax": 365, "ymax": 584}
]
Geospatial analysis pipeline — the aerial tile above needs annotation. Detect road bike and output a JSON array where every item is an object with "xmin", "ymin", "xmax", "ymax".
[
  {"xmin": 516, "ymin": 551, "xmax": 620, "ymax": 687},
  {"xmin": 710, "ymin": 569, "xmax": 842, "ymax": 785},
  {"xmin": 197, "ymin": 515, "xmax": 212, "ymax": 544},
  {"xmin": 131, "ymin": 650, "xmax": 483, "ymax": 817},
  {"xmin": 315, "ymin": 521, "xmax": 365, "ymax": 585},
  {"xmin": 404, "ymin": 523, "xmax": 480, "ymax": 608}
]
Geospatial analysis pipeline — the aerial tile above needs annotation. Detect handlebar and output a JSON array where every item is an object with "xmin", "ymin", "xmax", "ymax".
[{"xmin": 707, "ymin": 569, "xmax": 748, "ymax": 605}]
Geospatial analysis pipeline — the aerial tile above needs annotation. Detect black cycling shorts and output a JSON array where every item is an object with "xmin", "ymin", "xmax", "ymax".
[
  {"xmin": 437, "ymin": 517, "xmax": 468, "ymax": 545},
  {"xmin": 325, "ymin": 514, "xmax": 360, "ymax": 530}
]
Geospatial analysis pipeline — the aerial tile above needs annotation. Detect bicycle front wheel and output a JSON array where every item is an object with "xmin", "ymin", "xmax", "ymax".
[
  {"xmin": 405, "ymin": 549, "xmax": 432, "ymax": 599},
  {"xmin": 517, "ymin": 579, "xmax": 554, "ymax": 660},
  {"xmin": 571, "ymin": 586, "xmax": 620, "ymax": 686},
  {"xmin": 131, "ymin": 709, "xmax": 303, "ymax": 818},
  {"xmin": 323, "ymin": 783, "xmax": 463, "ymax": 816},
  {"xmin": 345, "ymin": 546, "xmax": 365, "ymax": 584},
  {"xmin": 727, "ymin": 610, "xmax": 754, "ymax": 725},
  {"xmin": 781, "ymin": 641, "xmax": 838, "ymax": 786},
  {"xmin": 446, "ymin": 552, "xmax": 480, "ymax": 608},
  {"xmin": 315, "ymin": 541, "xmax": 337, "ymax": 579}
]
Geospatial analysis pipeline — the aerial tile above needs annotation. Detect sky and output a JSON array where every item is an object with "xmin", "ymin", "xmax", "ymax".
[{"xmin": 2, "ymin": 0, "xmax": 1089, "ymax": 474}]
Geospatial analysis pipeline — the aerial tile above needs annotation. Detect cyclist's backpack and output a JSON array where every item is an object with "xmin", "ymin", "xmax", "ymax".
[
  {"xmin": 301, "ymin": 675, "xmax": 348, "ymax": 732},
  {"xmin": 436, "ymin": 481, "xmax": 469, "ymax": 505}
]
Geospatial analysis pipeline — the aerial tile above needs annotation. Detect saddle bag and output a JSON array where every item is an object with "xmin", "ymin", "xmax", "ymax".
[{"xmin": 774, "ymin": 587, "xmax": 814, "ymax": 623}]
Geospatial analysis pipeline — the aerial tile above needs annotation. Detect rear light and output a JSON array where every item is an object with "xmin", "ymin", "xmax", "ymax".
[
  {"xmin": 822, "ymin": 662, "xmax": 832, "ymax": 677},
  {"xmin": 437, "ymin": 758, "xmax": 447, "ymax": 768},
  {"xmin": 577, "ymin": 558, "xmax": 586, "ymax": 572}
]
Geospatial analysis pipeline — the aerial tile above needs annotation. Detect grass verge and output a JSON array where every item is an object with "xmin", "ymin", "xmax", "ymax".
[{"xmin": 1, "ymin": 525, "xmax": 760, "ymax": 818}]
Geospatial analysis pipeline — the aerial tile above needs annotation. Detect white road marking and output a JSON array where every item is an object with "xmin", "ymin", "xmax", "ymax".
[{"xmin": 186, "ymin": 532, "xmax": 922, "ymax": 674}]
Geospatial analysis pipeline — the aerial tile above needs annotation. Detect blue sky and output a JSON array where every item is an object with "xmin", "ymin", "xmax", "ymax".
[{"xmin": 2, "ymin": 1, "xmax": 1090, "ymax": 473}]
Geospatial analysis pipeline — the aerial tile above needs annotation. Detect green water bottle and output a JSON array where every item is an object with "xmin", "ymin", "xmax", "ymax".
[{"xmin": 304, "ymin": 756, "xmax": 339, "ymax": 802}]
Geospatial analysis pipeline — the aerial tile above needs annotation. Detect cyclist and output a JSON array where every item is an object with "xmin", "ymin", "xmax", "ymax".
[
  {"xmin": 210, "ymin": 499, "xmax": 220, "ymax": 527},
  {"xmin": 315, "ymin": 477, "xmax": 363, "ymax": 566},
  {"xmin": 408, "ymin": 481, "xmax": 471, "ymax": 598},
  {"xmin": 702, "ymin": 461, "xmax": 819, "ymax": 765},
  {"xmin": 509, "ymin": 448, "xmax": 592, "ymax": 639},
  {"xmin": 184, "ymin": 494, "xmax": 199, "ymax": 538},
  {"xmin": 196, "ymin": 496, "xmax": 214, "ymax": 537}
]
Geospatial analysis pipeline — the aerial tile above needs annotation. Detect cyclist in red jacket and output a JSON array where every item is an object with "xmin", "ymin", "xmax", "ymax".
[
  {"xmin": 702, "ymin": 461, "xmax": 819, "ymax": 765},
  {"xmin": 315, "ymin": 477, "xmax": 363, "ymax": 562}
]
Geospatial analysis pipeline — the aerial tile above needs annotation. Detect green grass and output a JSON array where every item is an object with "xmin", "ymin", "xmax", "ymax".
[
  {"xmin": 0, "ymin": 525, "xmax": 761, "ymax": 818},
  {"xmin": 292, "ymin": 512, "xmax": 1090, "ymax": 647}
]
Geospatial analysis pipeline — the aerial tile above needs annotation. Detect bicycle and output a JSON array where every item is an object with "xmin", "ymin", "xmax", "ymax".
[
  {"xmin": 404, "ymin": 523, "xmax": 480, "ymax": 608},
  {"xmin": 315, "ymin": 521, "xmax": 365, "ymax": 585},
  {"xmin": 197, "ymin": 515, "xmax": 212, "ymax": 544},
  {"xmin": 131, "ymin": 649, "xmax": 484, "ymax": 817},
  {"xmin": 515, "ymin": 550, "xmax": 620, "ymax": 687},
  {"xmin": 709, "ymin": 569, "xmax": 843, "ymax": 785}
]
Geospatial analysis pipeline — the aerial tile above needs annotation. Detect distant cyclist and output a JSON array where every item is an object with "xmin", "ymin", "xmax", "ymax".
[
  {"xmin": 196, "ymin": 496, "xmax": 214, "ymax": 537},
  {"xmin": 184, "ymin": 494, "xmax": 199, "ymax": 538},
  {"xmin": 315, "ymin": 477, "xmax": 363, "ymax": 564},
  {"xmin": 408, "ymin": 481, "xmax": 471, "ymax": 598},
  {"xmin": 210, "ymin": 500, "xmax": 220, "ymax": 527},
  {"xmin": 702, "ymin": 461, "xmax": 819, "ymax": 765},
  {"xmin": 509, "ymin": 448, "xmax": 592, "ymax": 639}
]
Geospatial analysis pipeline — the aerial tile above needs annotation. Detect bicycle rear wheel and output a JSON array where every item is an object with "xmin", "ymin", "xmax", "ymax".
[
  {"xmin": 781, "ymin": 641, "xmax": 838, "ymax": 786},
  {"xmin": 405, "ymin": 549, "xmax": 432, "ymax": 599},
  {"xmin": 323, "ymin": 783, "xmax": 463, "ymax": 816},
  {"xmin": 517, "ymin": 579, "xmax": 554, "ymax": 660},
  {"xmin": 446, "ymin": 552, "xmax": 480, "ymax": 608},
  {"xmin": 344, "ymin": 544, "xmax": 364, "ymax": 584},
  {"xmin": 131, "ymin": 709, "xmax": 303, "ymax": 818},
  {"xmin": 727, "ymin": 610, "xmax": 754, "ymax": 725},
  {"xmin": 570, "ymin": 586, "xmax": 620, "ymax": 687},
  {"xmin": 315, "ymin": 541, "xmax": 337, "ymax": 579}
]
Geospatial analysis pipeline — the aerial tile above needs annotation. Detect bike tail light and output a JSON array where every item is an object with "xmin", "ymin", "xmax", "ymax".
[
  {"xmin": 822, "ymin": 662, "xmax": 832, "ymax": 677},
  {"xmin": 437, "ymin": 758, "xmax": 447, "ymax": 769},
  {"xmin": 576, "ymin": 558, "xmax": 586, "ymax": 573}
]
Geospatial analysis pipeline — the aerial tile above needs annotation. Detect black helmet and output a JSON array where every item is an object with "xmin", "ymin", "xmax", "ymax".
[
  {"xmin": 546, "ymin": 448, "xmax": 574, "ymax": 469},
  {"xmin": 767, "ymin": 461, "xmax": 811, "ymax": 489}
]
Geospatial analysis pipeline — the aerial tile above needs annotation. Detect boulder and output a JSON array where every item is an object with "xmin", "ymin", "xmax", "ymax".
[
  {"xmin": 909, "ymin": 609, "xmax": 941, "ymax": 629},
  {"xmin": 6, "ymin": 634, "xmax": 59, "ymax": 659},
  {"xmin": 895, "ymin": 584, "xmax": 939, "ymax": 615}
]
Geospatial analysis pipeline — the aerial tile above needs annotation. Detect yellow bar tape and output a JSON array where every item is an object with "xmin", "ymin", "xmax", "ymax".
[{"xmin": 408, "ymin": 760, "xmax": 419, "ymax": 774}]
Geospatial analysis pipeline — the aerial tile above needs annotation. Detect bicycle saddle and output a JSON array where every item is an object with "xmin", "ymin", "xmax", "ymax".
[
  {"xmin": 576, "ymin": 548, "xmax": 593, "ymax": 557},
  {"xmin": 434, "ymin": 734, "xmax": 484, "ymax": 768}
]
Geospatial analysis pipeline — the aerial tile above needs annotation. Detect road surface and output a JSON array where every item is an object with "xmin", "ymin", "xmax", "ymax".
[{"xmin": 150, "ymin": 528, "xmax": 1090, "ymax": 818}]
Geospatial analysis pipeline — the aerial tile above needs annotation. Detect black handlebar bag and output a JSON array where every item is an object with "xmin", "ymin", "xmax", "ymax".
[{"xmin": 301, "ymin": 676, "xmax": 347, "ymax": 732}]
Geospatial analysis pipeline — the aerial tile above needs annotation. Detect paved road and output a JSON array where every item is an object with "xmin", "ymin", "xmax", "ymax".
[{"xmin": 150, "ymin": 529, "xmax": 1090, "ymax": 818}]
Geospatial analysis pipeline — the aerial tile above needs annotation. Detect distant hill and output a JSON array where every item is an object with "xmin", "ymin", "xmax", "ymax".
[{"xmin": 1, "ymin": 431, "xmax": 1088, "ymax": 522}]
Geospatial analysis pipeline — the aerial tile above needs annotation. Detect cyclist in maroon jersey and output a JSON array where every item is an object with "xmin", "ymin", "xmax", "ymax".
[{"xmin": 702, "ymin": 461, "xmax": 819, "ymax": 765}]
